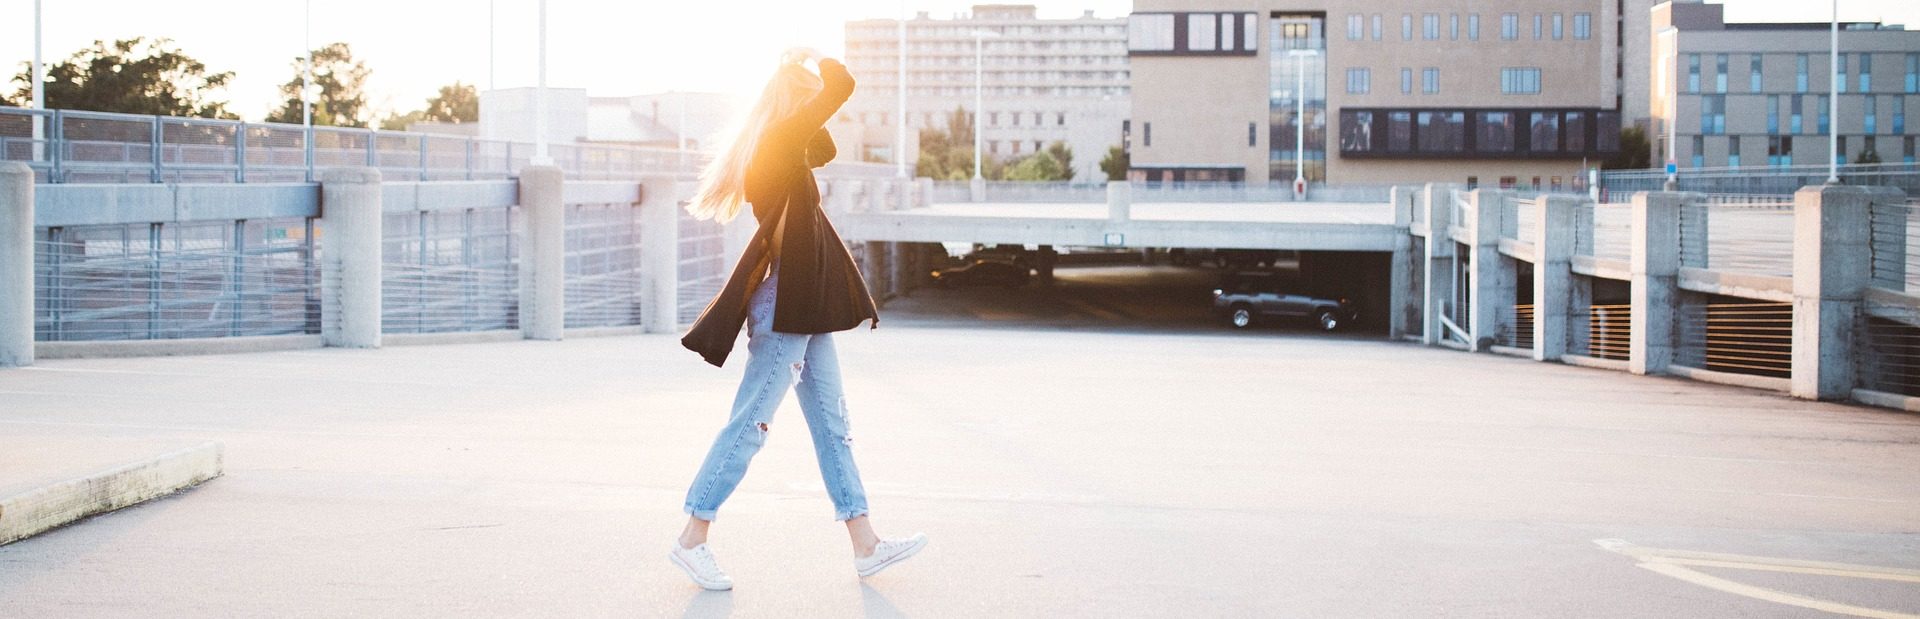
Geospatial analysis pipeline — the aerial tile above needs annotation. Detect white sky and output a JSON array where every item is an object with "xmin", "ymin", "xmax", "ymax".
[{"xmin": 6, "ymin": 0, "xmax": 1919, "ymax": 121}]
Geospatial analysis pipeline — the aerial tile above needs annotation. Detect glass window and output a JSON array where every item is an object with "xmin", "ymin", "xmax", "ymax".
[
  {"xmin": 1596, "ymin": 112, "xmax": 1620, "ymax": 152},
  {"xmin": 1796, "ymin": 54, "xmax": 1809, "ymax": 92},
  {"xmin": 1469, "ymin": 14, "xmax": 1481, "ymax": 41},
  {"xmin": 1348, "ymin": 14, "xmax": 1363, "ymax": 40},
  {"xmin": 1500, "ymin": 68, "xmax": 1541, "ymax": 94},
  {"xmin": 1501, "ymin": 13, "xmax": 1517, "ymax": 40},
  {"xmin": 1531, "ymin": 112, "xmax": 1561, "ymax": 152},
  {"xmin": 1339, "ymin": 111, "xmax": 1373, "ymax": 152},
  {"xmin": 1372, "ymin": 14, "xmax": 1382, "ymax": 41},
  {"xmin": 1836, "ymin": 53, "xmax": 1849, "ymax": 93},
  {"xmin": 1387, "ymin": 111, "xmax": 1413, "ymax": 151},
  {"xmin": 1244, "ymin": 13, "xmax": 1259, "ymax": 50},
  {"xmin": 1836, "ymin": 135, "xmax": 1847, "ymax": 165},
  {"xmin": 1751, "ymin": 54, "xmax": 1763, "ymax": 92},
  {"xmin": 1691, "ymin": 135, "xmax": 1705, "ymax": 168},
  {"xmin": 1533, "ymin": 14, "xmax": 1542, "ymax": 40},
  {"xmin": 1767, "ymin": 95, "xmax": 1780, "ymax": 134},
  {"xmin": 1791, "ymin": 94, "xmax": 1803, "ymax": 133},
  {"xmin": 1865, "ymin": 95, "xmax": 1877, "ymax": 133},
  {"xmin": 1895, "ymin": 95, "xmax": 1906, "ymax": 134},
  {"xmin": 1728, "ymin": 136, "xmax": 1742, "ymax": 167},
  {"xmin": 1346, "ymin": 68, "xmax": 1371, "ymax": 94},
  {"xmin": 1715, "ymin": 54, "xmax": 1728, "ymax": 93},
  {"xmin": 1908, "ymin": 53, "xmax": 1918, "ymax": 93},
  {"xmin": 1417, "ymin": 111, "xmax": 1465, "ymax": 153},
  {"xmin": 1552, "ymin": 14, "xmax": 1564, "ymax": 40},
  {"xmin": 1859, "ymin": 53, "xmax": 1872, "ymax": 92},
  {"xmin": 1687, "ymin": 54, "xmax": 1700, "ymax": 93},
  {"xmin": 1565, "ymin": 111, "xmax": 1587, "ymax": 152},
  {"xmin": 1401, "ymin": 68, "xmax": 1413, "ymax": 94},
  {"xmin": 1701, "ymin": 95, "xmax": 1725, "ymax": 135},
  {"xmin": 1477, "ymin": 112, "xmax": 1515, "ymax": 153},
  {"xmin": 1768, "ymin": 136, "xmax": 1793, "ymax": 166},
  {"xmin": 1423, "ymin": 68, "xmax": 1439, "ymax": 94},
  {"xmin": 1817, "ymin": 95, "xmax": 1829, "ymax": 134},
  {"xmin": 1423, "ymin": 14, "xmax": 1439, "ymax": 40},
  {"xmin": 1572, "ymin": 13, "xmax": 1591, "ymax": 40},
  {"xmin": 1905, "ymin": 136, "xmax": 1916, "ymax": 163},
  {"xmin": 1189, "ymin": 13, "xmax": 1218, "ymax": 51},
  {"xmin": 1450, "ymin": 14, "xmax": 1460, "ymax": 40},
  {"xmin": 1128, "ymin": 14, "xmax": 1175, "ymax": 51},
  {"xmin": 1402, "ymin": 14, "xmax": 1413, "ymax": 40}
]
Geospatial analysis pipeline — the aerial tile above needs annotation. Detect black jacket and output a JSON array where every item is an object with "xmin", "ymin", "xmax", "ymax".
[{"xmin": 680, "ymin": 59, "xmax": 879, "ymax": 368}]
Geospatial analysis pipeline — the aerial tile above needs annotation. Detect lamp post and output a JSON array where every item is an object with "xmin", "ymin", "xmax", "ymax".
[
  {"xmin": 303, "ymin": 0, "xmax": 314, "ymax": 182},
  {"xmin": 1826, "ymin": 0, "xmax": 1840, "ymax": 184},
  {"xmin": 1286, "ymin": 49, "xmax": 1318, "ymax": 198},
  {"xmin": 897, "ymin": 6, "xmax": 909, "ymax": 178},
  {"xmin": 489, "ymin": 0, "xmax": 496, "ymax": 92},
  {"xmin": 31, "ymin": 0, "xmax": 43, "ymax": 162},
  {"xmin": 532, "ymin": 0, "xmax": 551, "ymax": 166}
]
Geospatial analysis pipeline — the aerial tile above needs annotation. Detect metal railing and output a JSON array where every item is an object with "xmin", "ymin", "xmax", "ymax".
[
  {"xmin": 1859, "ymin": 301, "xmax": 1920, "ymax": 397},
  {"xmin": 564, "ymin": 201, "xmax": 646, "ymax": 329},
  {"xmin": 380, "ymin": 202, "xmax": 520, "ymax": 335},
  {"xmin": 924, "ymin": 180, "xmax": 1398, "ymax": 204},
  {"xmin": 1502, "ymin": 304, "xmax": 1535, "ymax": 350},
  {"xmin": 676, "ymin": 205, "xmax": 728, "ymax": 326},
  {"xmin": 1676, "ymin": 298, "xmax": 1793, "ymax": 378},
  {"xmin": 1868, "ymin": 199, "xmax": 1919, "ymax": 293},
  {"xmin": 1577, "ymin": 304, "xmax": 1632, "ymax": 361},
  {"xmin": 1600, "ymin": 162, "xmax": 1920, "ymax": 197},
  {"xmin": 1681, "ymin": 194, "xmax": 1796, "ymax": 278}
]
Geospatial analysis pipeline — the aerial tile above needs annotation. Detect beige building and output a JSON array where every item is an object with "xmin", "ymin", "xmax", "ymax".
[
  {"xmin": 1648, "ymin": 1, "xmax": 1920, "ymax": 169},
  {"xmin": 837, "ymin": 5, "xmax": 1131, "ymax": 180},
  {"xmin": 1129, "ymin": 0, "xmax": 1623, "ymax": 190}
]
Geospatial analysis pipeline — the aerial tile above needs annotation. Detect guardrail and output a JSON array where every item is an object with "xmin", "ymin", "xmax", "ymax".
[
  {"xmin": 925, "ymin": 180, "xmax": 1398, "ymax": 204},
  {"xmin": 1600, "ymin": 162, "xmax": 1920, "ymax": 197}
]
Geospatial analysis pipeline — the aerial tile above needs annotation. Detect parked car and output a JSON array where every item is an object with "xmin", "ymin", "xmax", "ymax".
[
  {"xmin": 932, "ymin": 259, "xmax": 1031, "ymax": 288},
  {"xmin": 1211, "ymin": 275, "xmax": 1356, "ymax": 331}
]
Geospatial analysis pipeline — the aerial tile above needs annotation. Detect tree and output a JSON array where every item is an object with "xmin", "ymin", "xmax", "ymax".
[
  {"xmin": 380, "ymin": 82, "xmax": 478, "ymax": 130},
  {"xmin": 915, "ymin": 106, "xmax": 978, "ymax": 180},
  {"xmin": 1003, "ymin": 141, "xmax": 1074, "ymax": 181},
  {"xmin": 266, "ymin": 43, "xmax": 372, "ymax": 127},
  {"xmin": 1854, "ymin": 147, "xmax": 1882, "ymax": 165},
  {"xmin": 8, "ymin": 38, "xmax": 235, "ymax": 118},
  {"xmin": 1098, "ymin": 145, "xmax": 1129, "ymax": 181},
  {"xmin": 1602, "ymin": 126, "xmax": 1652, "ymax": 170}
]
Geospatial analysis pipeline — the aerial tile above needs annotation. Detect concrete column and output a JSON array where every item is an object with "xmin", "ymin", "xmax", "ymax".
[
  {"xmin": 1107, "ymin": 180, "xmax": 1131, "ymax": 224},
  {"xmin": 518, "ymin": 165, "xmax": 564, "ymax": 341},
  {"xmin": 915, "ymin": 178, "xmax": 934, "ymax": 209},
  {"xmin": 1466, "ymin": 189, "xmax": 1513, "ymax": 351},
  {"xmin": 0, "ymin": 163, "xmax": 33, "ymax": 367},
  {"xmin": 639, "ymin": 176, "xmax": 682, "ymax": 334},
  {"xmin": 888, "ymin": 242, "xmax": 907, "ymax": 298},
  {"xmin": 969, "ymin": 177, "xmax": 986, "ymax": 203},
  {"xmin": 1531, "ymin": 196, "xmax": 1580, "ymax": 361},
  {"xmin": 1629, "ymin": 192, "xmax": 1685, "ymax": 375},
  {"xmin": 1791, "ymin": 185, "xmax": 1897, "ymax": 399},
  {"xmin": 1420, "ymin": 183, "xmax": 1458, "ymax": 346},
  {"xmin": 319, "ymin": 167, "xmax": 383, "ymax": 348},
  {"xmin": 1387, "ymin": 186, "xmax": 1417, "ymax": 340}
]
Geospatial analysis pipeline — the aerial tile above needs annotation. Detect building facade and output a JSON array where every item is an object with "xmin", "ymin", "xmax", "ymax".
[
  {"xmin": 837, "ymin": 5, "xmax": 1131, "ymax": 181},
  {"xmin": 1128, "ymin": 0, "xmax": 1622, "ymax": 190},
  {"xmin": 1649, "ymin": 1, "xmax": 1920, "ymax": 169}
]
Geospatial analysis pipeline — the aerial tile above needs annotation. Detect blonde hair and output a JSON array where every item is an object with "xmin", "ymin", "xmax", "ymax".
[{"xmin": 687, "ymin": 55, "xmax": 824, "ymax": 222}]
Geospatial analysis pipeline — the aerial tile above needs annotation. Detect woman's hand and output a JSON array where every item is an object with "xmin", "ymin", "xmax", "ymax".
[{"xmin": 782, "ymin": 47, "xmax": 825, "ymax": 66}]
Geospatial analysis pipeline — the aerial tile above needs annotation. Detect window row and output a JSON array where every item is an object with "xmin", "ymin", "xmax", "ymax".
[
  {"xmin": 841, "ymin": 110, "xmax": 1082, "ymax": 129},
  {"xmin": 1691, "ymin": 52, "xmax": 1920, "ymax": 95},
  {"xmin": 1756, "ymin": 94, "xmax": 1908, "ymax": 136},
  {"xmin": 1344, "ymin": 67, "xmax": 1539, "ymax": 95},
  {"xmin": 1681, "ymin": 135, "xmax": 1919, "ymax": 167},
  {"xmin": 1344, "ymin": 12, "xmax": 1590, "ymax": 42},
  {"xmin": 848, "ymin": 24, "xmax": 1129, "ymax": 39},
  {"xmin": 1339, "ymin": 108, "xmax": 1621, "ymax": 158},
  {"xmin": 1128, "ymin": 12, "xmax": 1260, "ymax": 55}
]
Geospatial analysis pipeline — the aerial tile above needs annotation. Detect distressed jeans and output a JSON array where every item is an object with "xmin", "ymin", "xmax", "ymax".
[{"xmin": 683, "ymin": 263, "xmax": 871, "ymax": 522}]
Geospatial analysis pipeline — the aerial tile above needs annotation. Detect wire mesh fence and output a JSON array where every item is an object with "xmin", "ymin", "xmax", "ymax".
[
  {"xmin": 1574, "ymin": 304, "xmax": 1631, "ymax": 361},
  {"xmin": 677, "ymin": 206, "xmax": 728, "ymax": 326},
  {"xmin": 33, "ymin": 219, "xmax": 319, "ymax": 341},
  {"xmin": 564, "ymin": 201, "xmax": 646, "ymax": 329},
  {"xmin": 1675, "ymin": 296, "xmax": 1792, "ymax": 378},
  {"xmin": 380, "ymin": 207, "xmax": 520, "ymax": 334},
  {"xmin": 1600, "ymin": 162, "xmax": 1920, "ymax": 197},
  {"xmin": 1868, "ymin": 199, "xmax": 1918, "ymax": 293},
  {"xmin": 1501, "ymin": 304, "xmax": 1535, "ymax": 350},
  {"xmin": 1858, "ymin": 299, "xmax": 1920, "ymax": 397},
  {"xmin": 1693, "ymin": 195, "xmax": 1796, "ymax": 278}
]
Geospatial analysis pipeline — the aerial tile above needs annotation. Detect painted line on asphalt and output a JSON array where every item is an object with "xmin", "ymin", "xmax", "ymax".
[{"xmin": 1595, "ymin": 539, "xmax": 1920, "ymax": 619}]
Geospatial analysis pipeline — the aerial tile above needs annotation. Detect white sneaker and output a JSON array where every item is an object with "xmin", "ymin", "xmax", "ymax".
[
  {"xmin": 669, "ymin": 543, "xmax": 734, "ymax": 591},
  {"xmin": 854, "ymin": 533, "xmax": 929, "ymax": 578}
]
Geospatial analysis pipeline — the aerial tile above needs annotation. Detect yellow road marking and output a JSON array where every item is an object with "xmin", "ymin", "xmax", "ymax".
[{"xmin": 1595, "ymin": 539, "xmax": 1920, "ymax": 619}]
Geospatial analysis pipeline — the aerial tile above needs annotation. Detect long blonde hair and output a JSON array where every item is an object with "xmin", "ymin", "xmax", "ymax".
[{"xmin": 687, "ymin": 54, "xmax": 824, "ymax": 222}]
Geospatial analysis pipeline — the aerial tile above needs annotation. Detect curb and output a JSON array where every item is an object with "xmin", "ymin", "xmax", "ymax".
[{"xmin": 0, "ymin": 441, "xmax": 224, "ymax": 546}]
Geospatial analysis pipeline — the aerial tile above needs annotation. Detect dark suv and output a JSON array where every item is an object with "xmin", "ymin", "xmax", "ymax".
[{"xmin": 1211, "ymin": 274, "xmax": 1356, "ymax": 331}]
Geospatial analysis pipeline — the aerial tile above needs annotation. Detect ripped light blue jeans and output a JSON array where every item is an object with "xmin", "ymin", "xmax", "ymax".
[{"xmin": 683, "ymin": 262, "xmax": 870, "ymax": 522}]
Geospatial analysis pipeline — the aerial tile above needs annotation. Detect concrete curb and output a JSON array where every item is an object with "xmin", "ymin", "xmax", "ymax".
[{"xmin": 0, "ymin": 441, "xmax": 223, "ymax": 546}]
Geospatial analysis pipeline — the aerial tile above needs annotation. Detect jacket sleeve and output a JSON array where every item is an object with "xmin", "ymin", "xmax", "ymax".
[
  {"xmin": 771, "ymin": 59, "xmax": 856, "ymax": 147},
  {"xmin": 805, "ymin": 129, "xmax": 838, "ymax": 168}
]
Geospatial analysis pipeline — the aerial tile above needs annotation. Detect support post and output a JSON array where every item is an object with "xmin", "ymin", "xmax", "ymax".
[
  {"xmin": 0, "ymin": 163, "xmax": 33, "ymax": 367},
  {"xmin": 1629, "ymin": 192, "xmax": 1685, "ymax": 375},
  {"xmin": 1420, "ymin": 183, "xmax": 1458, "ymax": 346},
  {"xmin": 1532, "ymin": 196, "xmax": 1579, "ymax": 361},
  {"xmin": 1107, "ymin": 180, "xmax": 1131, "ymax": 224},
  {"xmin": 518, "ymin": 165, "xmax": 564, "ymax": 340},
  {"xmin": 1791, "ymin": 185, "xmax": 1893, "ymax": 399},
  {"xmin": 1466, "ymin": 189, "xmax": 1512, "ymax": 351},
  {"xmin": 888, "ymin": 242, "xmax": 908, "ymax": 299},
  {"xmin": 1387, "ymin": 186, "xmax": 1417, "ymax": 340},
  {"xmin": 319, "ymin": 167, "xmax": 383, "ymax": 348},
  {"xmin": 639, "ymin": 176, "xmax": 682, "ymax": 334}
]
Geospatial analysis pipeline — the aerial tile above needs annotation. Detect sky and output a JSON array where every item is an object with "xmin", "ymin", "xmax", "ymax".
[{"xmin": 5, "ymin": 0, "xmax": 1919, "ymax": 122}]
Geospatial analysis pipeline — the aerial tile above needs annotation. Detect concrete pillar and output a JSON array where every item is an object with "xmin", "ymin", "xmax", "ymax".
[
  {"xmin": 888, "ymin": 242, "xmax": 907, "ymax": 297},
  {"xmin": 1420, "ymin": 183, "xmax": 1458, "ymax": 346},
  {"xmin": 969, "ymin": 177, "xmax": 986, "ymax": 203},
  {"xmin": 1387, "ymin": 186, "xmax": 1417, "ymax": 340},
  {"xmin": 1107, "ymin": 180, "xmax": 1131, "ymax": 224},
  {"xmin": 1790, "ymin": 185, "xmax": 1897, "ymax": 399},
  {"xmin": 0, "ymin": 163, "xmax": 33, "ymax": 367},
  {"xmin": 1629, "ymin": 192, "xmax": 1685, "ymax": 375},
  {"xmin": 1466, "ymin": 189, "xmax": 1513, "ymax": 351},
  {"xmin": 639, "ymin": 176, "xmax": 682, "ymax": 334},
  {"xmin": 319, "ymin": 167, "xmax": 383, "ymax": 348},
  {"xmin": 1531, "ymin": 196, "xmax": 1580, "ymax": 361},
  {"xmin": 915, "ymin": 178, "xmax": 934, "ymax": 209},
  {"xmin": 518, "ymin": 165, "xmax": 565, "ymax": 341}
]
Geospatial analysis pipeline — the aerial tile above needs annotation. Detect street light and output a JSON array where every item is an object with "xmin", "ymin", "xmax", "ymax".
[
  {"xmin": 972, "ymin": 28, "xmax": 1002, "ymax": 181},
  {"xmin": 1826, "ymin": 0, "xmax": 1840, "ymax": 184},
  {"xmin": 896, "ymin": 4, "xmax": 909, "ymax": 179},
  {"xmin": 532, "ymin": 0, "xmax": 551, "ymax": 166},
  {"xmin": 31, "ymin": 0, "xmax": 43, "ymax": 162},
  {"xmin": 1286, "ymin": 49, "xmax": 1318, "ymax": 198}
]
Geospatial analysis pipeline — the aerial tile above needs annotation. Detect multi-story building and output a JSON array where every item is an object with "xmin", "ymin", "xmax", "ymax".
[
  {"xmin": 837, "ymin": 5, "xmax": 1130, "ymax": 181},
  {"xmin": 1648, "ymin": 1, "xmax": 1920, "ymax": 169},
  {"xmin": 1127, "ymin": 1, "xmax": 1623, "ymax": 190}
]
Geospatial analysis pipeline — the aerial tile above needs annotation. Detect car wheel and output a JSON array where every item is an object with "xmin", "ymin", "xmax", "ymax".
[
  {"xmin": 1316, "ymin": 309, "xmax": 1339, "ymax": 331},
  {"xmin": 1229, "ymin": 306, "xmax": 1254, "ymax": 329}
]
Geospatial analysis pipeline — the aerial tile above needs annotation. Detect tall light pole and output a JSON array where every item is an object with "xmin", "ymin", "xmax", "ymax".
[
  {"xmin": 489, "ymin": 0, "xmax": 496, "ymax": 92},
  {"xmin": 896, "ymin": 6, "xmax": 909, "ymax": 178},
  {"xmin": 973, "ymin": 29, "xmax": 987, "ymax": 181},
  {"xmin": 532, "ymin": 0, "xmax": 551, "ymax": 166},
  {"xmin": 1287, "ymin": 49, "xmax": 1317, "ymax": 197},
  {"xmin": 31, "ymin": 0, "xmax": 43, "ymax": 162},
  {"xmin": 303, "ymin": 0, "xmax": 312, "ymax": 129},
  {"xmin": 1826, "ymin": 0, "xmax": 1840, "ymax": 184}
]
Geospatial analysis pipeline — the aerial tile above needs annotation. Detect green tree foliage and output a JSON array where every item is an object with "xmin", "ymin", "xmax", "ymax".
[
  {"xmin": 1003, "ymin": 141, "xmax": 1074, "ymax": 181},
  {"xmin": 381, "ymin": 82, "xmax": 479, "ymax": 130},
  {"xmin": 267, "ymin": 43, "xmax": 372, "ymax": 127},
  {"xmin": 1098, "ymin": 145, "xmax": 1129, "ymax": 181},
  {"xmin": 1603, "ymin": 126, "xmax": 1652, "ymax": 170},
  {"xmin": 1854, "ymin": 147, "xmax": 1882, "ymax": 165},
  {"xmin": 915, "ymin": 106, "xmax": 977, "ymax": 180},
  {"xmin": 9, "ymin": 38, "xmax": 235, "ymax": 118}
]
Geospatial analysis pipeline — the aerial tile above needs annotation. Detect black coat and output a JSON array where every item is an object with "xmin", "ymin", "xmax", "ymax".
[{"xmin": 680, "ymin": 59, "xmax": 879, "ymax": 368}]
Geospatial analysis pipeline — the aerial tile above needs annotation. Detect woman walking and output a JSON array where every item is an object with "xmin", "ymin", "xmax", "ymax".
[{"xmin": 671, "ymin": 48, "xmax": 927, "ymax": 591}]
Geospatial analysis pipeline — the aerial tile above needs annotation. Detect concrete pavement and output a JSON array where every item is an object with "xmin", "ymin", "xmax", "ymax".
[{"xmin": 1, "ymin": 308, "xmax": 1918, "ymax": 616}]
